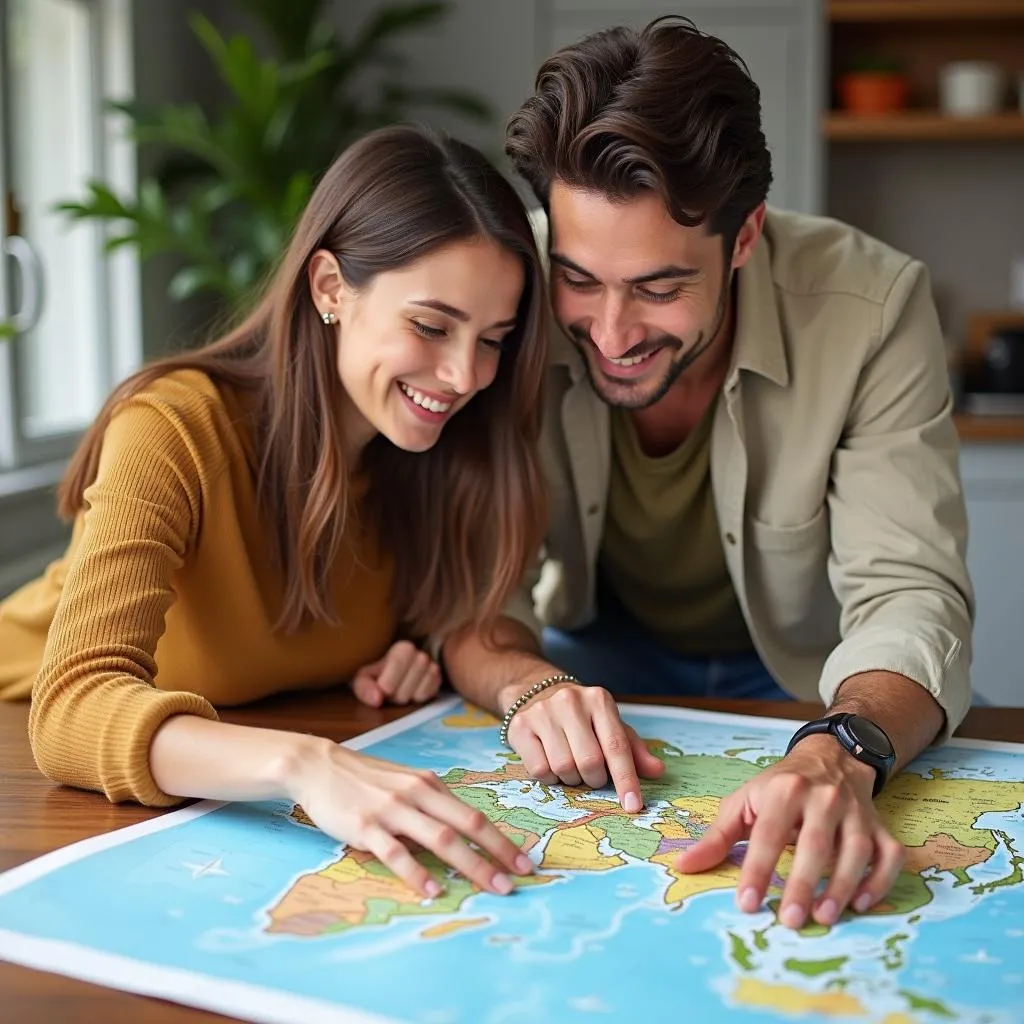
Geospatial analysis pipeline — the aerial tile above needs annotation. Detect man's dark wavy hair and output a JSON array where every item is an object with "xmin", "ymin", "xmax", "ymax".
[{"xmin": 505, "ymin": 15, "xmax": 773, "ymax": 250}]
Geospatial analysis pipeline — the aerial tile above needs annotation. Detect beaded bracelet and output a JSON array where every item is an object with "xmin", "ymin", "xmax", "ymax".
[{"xmin": 498, "ymin": 674, "xmax": 578, "ymax": 747}]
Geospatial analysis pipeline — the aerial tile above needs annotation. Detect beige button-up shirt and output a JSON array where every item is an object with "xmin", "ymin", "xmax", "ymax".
[{"xmin": 505, "ymin": 207, "xmax": 973, "ymax": 739}]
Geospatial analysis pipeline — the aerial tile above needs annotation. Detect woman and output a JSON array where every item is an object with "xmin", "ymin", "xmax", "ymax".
[{"xmin": 0, "ymin": 125, "xmax": 547, "ymax": 899}]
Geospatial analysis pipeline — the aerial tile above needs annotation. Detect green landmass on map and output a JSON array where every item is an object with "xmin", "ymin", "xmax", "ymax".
[
  {"xmin": 971, "ymin": 831, "xmax": 1023, "ymax": 894},
  {"xmin": 266, "ymin": 699, "xmax": 1024, "ymax": 1024},
  {"xmin": 899, "ymin": 989, "xmax": 956, "ymax": 1018},
  {"xmin": 729, "ymin": 932, "xmax": 755, "ymax": 971},
  {"xmin": 784, "ymin": 956, "xmax": 848, "ymax": 977},
  {"xmin": 882, "ymin": 932, "xmax": 908, "ymax": 971}
]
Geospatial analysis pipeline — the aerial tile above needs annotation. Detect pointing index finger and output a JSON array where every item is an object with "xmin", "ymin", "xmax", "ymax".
[{"xmin": 593, "ymin": 709, "xmax": 643, "ymax": 813}]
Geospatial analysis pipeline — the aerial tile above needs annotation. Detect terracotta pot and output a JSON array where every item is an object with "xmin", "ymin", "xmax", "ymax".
[{"xmin": 839, "ymin": 72, "xmax": 909, "ymax": 115}]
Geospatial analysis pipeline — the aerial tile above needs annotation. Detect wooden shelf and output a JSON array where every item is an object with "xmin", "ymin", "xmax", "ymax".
[
  {"xmin": 826, "ymin": 111, "xmax": 1024, "ymax": 140},
  {"xmin": 830, "ymin": 0, "xmax": 1024, "ymax": 22},
  {"xmin": 954, "ymin": 414, "xmax": 1024, "ymax": 442}
]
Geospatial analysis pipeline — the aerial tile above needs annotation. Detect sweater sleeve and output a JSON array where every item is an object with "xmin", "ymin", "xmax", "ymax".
[{"xmin": 28, "ymin": 388, "xmax": 222, "ymax": 807}]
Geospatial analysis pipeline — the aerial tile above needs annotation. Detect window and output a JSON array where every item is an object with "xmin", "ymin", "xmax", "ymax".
[{"xmin": 0, "ymin": 0, "xmax": 139, "ymax": 473}]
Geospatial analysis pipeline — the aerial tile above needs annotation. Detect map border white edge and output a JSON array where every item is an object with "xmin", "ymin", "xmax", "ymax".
[{"xmin": 0, "ymin": 696, "xmax": 1021, "ymax": 1024}]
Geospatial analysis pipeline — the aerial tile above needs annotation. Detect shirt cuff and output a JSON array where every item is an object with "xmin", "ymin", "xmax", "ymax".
[{"xmin": 819, "ymin": 626, "xmax": 971, "ymax": 744}]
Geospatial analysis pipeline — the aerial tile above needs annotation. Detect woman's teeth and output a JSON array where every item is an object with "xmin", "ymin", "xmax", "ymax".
[
  {"xmin": 607, "ymin": 351, "xmax": 654, "ymax": 367},
  {"xmin": 399, "ymin": 382, "xmax": 452, "ymax": 413}
]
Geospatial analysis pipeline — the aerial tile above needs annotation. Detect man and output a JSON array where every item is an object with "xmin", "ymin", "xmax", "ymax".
[{"xmin": 443, "ymin": 16, "xmax": 973, "ymax": 932}]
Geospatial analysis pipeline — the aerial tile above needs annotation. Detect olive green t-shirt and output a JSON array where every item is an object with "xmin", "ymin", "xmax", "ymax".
[{"xmin": 599, "ymin": 400, "xmax": 753, "ymax": 656}]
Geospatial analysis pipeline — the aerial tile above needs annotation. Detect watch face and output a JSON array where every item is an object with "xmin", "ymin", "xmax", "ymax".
[{"xmin": 846, "ymin": 715, "xmax": 893, "ymax": 757}]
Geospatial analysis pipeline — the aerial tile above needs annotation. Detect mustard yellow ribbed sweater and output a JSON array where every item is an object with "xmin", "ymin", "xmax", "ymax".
[{"xmin": 0, "ymin": 370, "xmax": 397, "ymax": 806}]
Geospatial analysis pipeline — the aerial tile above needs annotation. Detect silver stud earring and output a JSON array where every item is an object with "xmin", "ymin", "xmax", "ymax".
[{"xmin": 321, "ymin": 310, "xmax": 337, "ymax": 325}]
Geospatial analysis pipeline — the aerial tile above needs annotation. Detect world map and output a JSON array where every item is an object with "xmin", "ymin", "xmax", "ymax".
[{"xmin": 0, "ymin": 699, "xmax": 1022, "ymax": 1024}]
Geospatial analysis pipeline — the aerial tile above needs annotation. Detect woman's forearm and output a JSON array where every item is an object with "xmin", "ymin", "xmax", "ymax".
[{"xmin": 149, "ymin": 714, "xmax": 327, "ymax": 803}]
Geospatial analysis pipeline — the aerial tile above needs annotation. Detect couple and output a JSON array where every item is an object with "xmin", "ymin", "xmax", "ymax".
[{"xmin": 0, "ymin": 17, "xmax": 972, "ymax": 934}]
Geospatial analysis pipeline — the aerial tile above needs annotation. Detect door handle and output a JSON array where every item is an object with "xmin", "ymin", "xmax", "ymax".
[{"xmin": 3, "ymin": 235, "xmax": 44, "ymax": 333}]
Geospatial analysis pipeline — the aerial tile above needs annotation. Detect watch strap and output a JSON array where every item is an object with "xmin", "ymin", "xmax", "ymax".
[{"xmin": 786, "ymin": 713, "xmax": 890, "ymax": 798}]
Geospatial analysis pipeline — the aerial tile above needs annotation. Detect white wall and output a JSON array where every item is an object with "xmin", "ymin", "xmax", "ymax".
[
  {"xmin": 325, "ymin": 0, "xmax": 542, "ymax": 177},
  {"xmin": 829, "ymin": 144, "xmax": 1024, "ymax": 344},
  {"xmin": 328, "ymin": 1, "xmax": 822, "ymax": 213}
]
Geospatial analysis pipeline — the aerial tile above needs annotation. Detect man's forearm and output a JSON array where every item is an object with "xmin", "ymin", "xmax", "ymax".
[
  {"xmin": 442, "ymin": 616, "xmax": 563, "ymax": 715},
  {"xmin": 829, "ymin": 670, "xmax": 946, "ymax": 772}
]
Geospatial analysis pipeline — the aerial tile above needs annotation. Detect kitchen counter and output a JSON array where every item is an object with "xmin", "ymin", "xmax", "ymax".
[{"xmin": 954, "ymin": 414, "xmax": 1024, "ymax": 442}]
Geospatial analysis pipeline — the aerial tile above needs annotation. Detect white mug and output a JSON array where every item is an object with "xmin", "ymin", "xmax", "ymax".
[
  {"xmin": 1011, "ymin": 254, "xmax": 1024, "ymax": 312},
  {"xmin": 939, "ymin": 61, "xmax": 1005, "ymax": 117}
]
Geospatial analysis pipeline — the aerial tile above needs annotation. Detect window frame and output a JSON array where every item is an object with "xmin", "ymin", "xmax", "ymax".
[{"xmin": 0, "ymin": 0, "xmax": 140, "ymax": 476}]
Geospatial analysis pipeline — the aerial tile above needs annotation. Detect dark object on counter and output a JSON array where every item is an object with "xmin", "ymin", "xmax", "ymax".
[
  {"xmin": 984, "ymin": 327, "xmax": 1024, "ymax": 393},
  {"xmin": 961, "ymin": 392, "xmax": 1024, "ymax": 417}
]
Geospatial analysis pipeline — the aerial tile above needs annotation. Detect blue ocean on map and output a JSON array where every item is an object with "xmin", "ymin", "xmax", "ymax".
[{"xmin": 0, "ymin": 701, "xmax": 1022, "ymax": 1024}]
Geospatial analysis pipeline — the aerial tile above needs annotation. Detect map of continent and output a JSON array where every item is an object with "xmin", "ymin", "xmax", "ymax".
[{"xmin": 0, "ymin": 699, "xmax": 1021, "ymax": 1024}]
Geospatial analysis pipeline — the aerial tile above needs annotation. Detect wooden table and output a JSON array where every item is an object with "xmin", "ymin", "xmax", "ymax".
[{"xmin": 1, "ymin": 691, "xmax": 1021, "ymax": 1023}]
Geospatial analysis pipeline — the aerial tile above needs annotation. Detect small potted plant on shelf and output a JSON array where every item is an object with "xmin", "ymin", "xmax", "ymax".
[{"xmin": 838, "ymin": 55, "xmax": 909, "ymax": 116}]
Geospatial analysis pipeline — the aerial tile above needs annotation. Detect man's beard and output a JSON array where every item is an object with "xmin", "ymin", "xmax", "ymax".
[{"xmin": 568, "ymin": 272, "xmax": 733, "ymax": 411}]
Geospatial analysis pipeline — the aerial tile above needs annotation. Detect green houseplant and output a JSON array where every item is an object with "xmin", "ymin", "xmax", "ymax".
[{"xmin": 58, "ymin": 0, "xmax": 492, "ymax": 311}]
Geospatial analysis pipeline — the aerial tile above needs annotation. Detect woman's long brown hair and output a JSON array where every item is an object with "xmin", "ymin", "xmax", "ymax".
[{"xmin": 58, "ymin": 125, "xmax": 548, "ymax": 639}]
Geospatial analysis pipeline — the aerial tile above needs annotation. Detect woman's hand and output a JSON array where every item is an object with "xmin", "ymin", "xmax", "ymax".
[
  {"xmin": 292, "ymin": 739, "xmax": 533, "ymax": 897},
  {"xmin": 503, "ymin": 681, "xmax": 665, "ymax": 812},
  {"xmin": 350, "ymin": 640, "xmax": 442, "ymax": 707}
]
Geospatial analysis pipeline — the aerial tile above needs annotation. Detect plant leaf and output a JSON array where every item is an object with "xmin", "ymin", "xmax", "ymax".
[
  {"xmin": 103, "ymin": 234, "xmax": 139, "ymax": 253},
  {"xmin": 54, "ymin": 181, "xmax": 134, "ymax": 220},
  {"xmin": 169, "ymin": 264, "xmax": 226, "ymax": 301},
  {"xmin": 233, "ymin": 0, "xmax": 325, "ymax": 60}
]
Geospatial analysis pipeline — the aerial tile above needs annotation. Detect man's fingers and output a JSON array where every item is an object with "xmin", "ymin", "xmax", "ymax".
[
  {"xmin": 810, "ymin": 821, "xmax": 875, "ymax": 924},
  {"xmin": 733, "ymin": 793, "xmax": 801, "ymax": 915},
  {"xmin": 850, "ymin": 829, "xmax": 906, "ymax": 916},
  {"xmin": 776, "ymin": 789, "xmax": 844, "ymax": 929},
  {"xmin": 351, "ymin": 671, "xmax": 385, "ymax": 708},
  {"xmin": 627, "ymin": 727, "xmax": 666, "ymax": 779},
  {"xmin": 676, "ymin": 796, "xmax": 750, "ymax": 877},
  {"xmin": 591, "ymin": 714, "xmax": 642, "ymax": 811},
  {"xmin": 375, "ymin": 642, "xmax": 419, "ymax": 697}
]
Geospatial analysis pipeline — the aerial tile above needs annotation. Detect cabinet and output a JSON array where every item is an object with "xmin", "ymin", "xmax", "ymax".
[
  {"xmin": 544, "ymin": 0, "xmax": 825, "ymax": 214},
  {"xmin": 960, "ymin": 444, "xmax": 1024, "ymax": 706}
]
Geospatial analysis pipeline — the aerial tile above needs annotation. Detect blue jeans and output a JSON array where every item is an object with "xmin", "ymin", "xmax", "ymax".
[{"xmin": 541, "ymin": 589, "xmax": 792, "ymax": 701}]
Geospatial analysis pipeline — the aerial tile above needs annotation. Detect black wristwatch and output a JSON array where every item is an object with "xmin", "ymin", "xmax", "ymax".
[{"xmin": 785, "ymin": 713, "xmax": 896, "ymax": 798}]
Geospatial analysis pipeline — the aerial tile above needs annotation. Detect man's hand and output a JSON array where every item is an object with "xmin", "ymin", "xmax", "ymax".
[
  {"xmin": 350, "ymin": 641, "xmax": 442, "ymax": 708},
  {"xmin": 503, "ymin": 682, "xmax": 665, "ymax": 812},
  {"xmin": 676, "ymin": 734, "xmax": 905, "ymax": 928}
]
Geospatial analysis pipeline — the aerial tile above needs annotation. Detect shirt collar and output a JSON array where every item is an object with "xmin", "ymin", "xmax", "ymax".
[{"xmin": 728, "ymin": 229, "xmax": 789, "ymax": 388}]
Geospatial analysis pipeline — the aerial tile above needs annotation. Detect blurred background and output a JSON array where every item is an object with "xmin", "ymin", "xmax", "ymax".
[{"xmin": 1, "ymin": 0, "xmax": 1022, "ymax": 703}]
